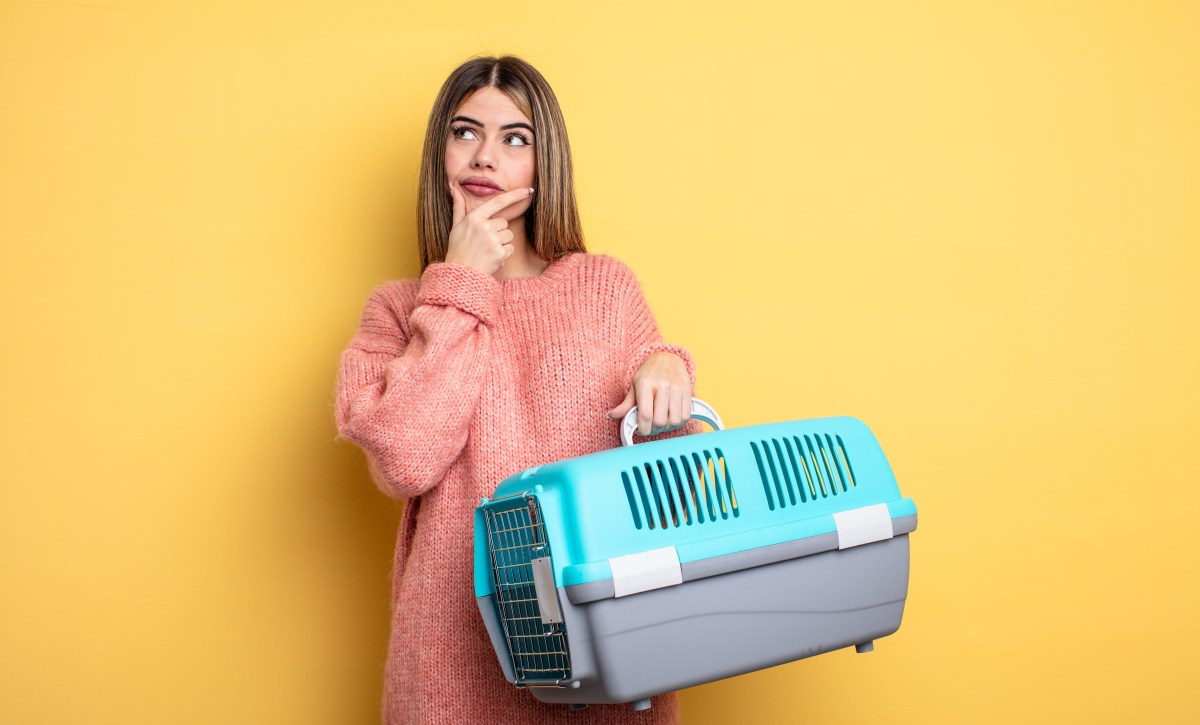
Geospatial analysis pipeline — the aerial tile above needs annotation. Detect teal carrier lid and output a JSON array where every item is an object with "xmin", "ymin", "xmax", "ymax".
[{"xmin": 474, "ymin": 403, "xmax": 916, "ymax": 599}]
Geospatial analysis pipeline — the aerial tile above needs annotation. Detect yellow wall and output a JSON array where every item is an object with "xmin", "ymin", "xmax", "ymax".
[{"xmin": 2, "ymin": 1, "xmax": 1196, "ymax": 722}]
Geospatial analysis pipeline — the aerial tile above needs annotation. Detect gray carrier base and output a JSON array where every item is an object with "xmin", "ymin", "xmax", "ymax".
[{"xmin": 477, "ymin": 524, "xmax": 913, "ymax": 707}]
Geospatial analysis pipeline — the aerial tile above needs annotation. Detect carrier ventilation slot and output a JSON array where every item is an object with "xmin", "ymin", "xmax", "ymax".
[
  {"xmin": 752, "ymin": 434, "xmax": 857, "ymax": 510},
  {"xmin": 623, "ymin": 448, "xmax": 738, "ymax": 529},
  {"xmin": 482, "ymin": 496, "xmax": 572, "ymax": 683}
]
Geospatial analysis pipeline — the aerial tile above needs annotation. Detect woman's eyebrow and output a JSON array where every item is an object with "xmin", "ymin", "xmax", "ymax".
[{"xmin": 451, "ymin": 115, "xmax": 535, "ymax": 134}]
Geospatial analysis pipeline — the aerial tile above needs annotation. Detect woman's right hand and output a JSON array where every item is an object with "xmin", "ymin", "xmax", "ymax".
[{"xmin": 444, "ymin": 184, "xmax": 535, "ymax": 276}]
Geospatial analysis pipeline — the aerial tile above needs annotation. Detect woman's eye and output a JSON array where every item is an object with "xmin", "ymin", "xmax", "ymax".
[{"xmin": 451, "ymin": 125, "xmax": 531, "ymax": 147}]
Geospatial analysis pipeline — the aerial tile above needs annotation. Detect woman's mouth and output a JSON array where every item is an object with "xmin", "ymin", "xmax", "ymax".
[{"xmin": 462, "ymin": 177, "xmax": 503, "ymax": 197}]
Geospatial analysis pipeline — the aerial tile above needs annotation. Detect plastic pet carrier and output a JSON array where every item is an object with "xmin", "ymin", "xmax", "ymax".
[{"xmin": 473, "ymin": 399, "xmax": 918, "ymax": 711}]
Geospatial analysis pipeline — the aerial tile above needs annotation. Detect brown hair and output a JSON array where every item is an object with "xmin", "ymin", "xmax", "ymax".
[{"xmin": 416, "ymin": 54, "xmax": 587, "ymax": 271}]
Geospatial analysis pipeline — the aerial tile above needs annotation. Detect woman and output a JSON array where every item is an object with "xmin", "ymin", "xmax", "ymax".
[{"xmin": 334, "ymin": 54, "xmax": 701, "ymax": 724}]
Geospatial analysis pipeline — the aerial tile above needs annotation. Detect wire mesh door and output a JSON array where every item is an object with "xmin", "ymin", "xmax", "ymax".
[{"xmin": 483, "ymin": 495, "xmax": 572, "ymax": 684}]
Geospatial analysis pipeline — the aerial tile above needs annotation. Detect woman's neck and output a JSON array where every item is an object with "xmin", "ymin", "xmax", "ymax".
[{"xmin": 493, "ymin": 216, "xmax": 549, "ymax": 279}]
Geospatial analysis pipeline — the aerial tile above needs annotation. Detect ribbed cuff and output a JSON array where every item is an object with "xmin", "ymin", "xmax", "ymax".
[
  {"xmin": 415, "ymin": 262, "xmax": 502, "ymax": 326},
  {"xmin": 623, "ymin": 342, "xmax": 697, "ymax": 393}
]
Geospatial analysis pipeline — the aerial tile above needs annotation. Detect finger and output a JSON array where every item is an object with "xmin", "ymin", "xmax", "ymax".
[
  {"xmin": 449, "ymin": 184, "xmax": 466, "ymax": 225},
  {"xmin": 636, "ymin": 381, "xmax": 654, "ymax": 436},
  {"xmin": 653, "ymin": 384, "xmax": 670, "ymax": 434},
  {"xmin": 607, "ymin": 387, "xmax": 635, "ymax": 419},
  {"xmin": 470, "ymin": 186, "xmax": 534, "ymax": 220},
  {"xmin": 667, "ymin": 389, "xmax": 684, "ymax": 429},
  {"xmin": 490, "ymin": 217, "xmax": 509, "ymax": 232},
  {"xmin": 499, "ymin": 229, "xmax": 514, "ymax": 244}
]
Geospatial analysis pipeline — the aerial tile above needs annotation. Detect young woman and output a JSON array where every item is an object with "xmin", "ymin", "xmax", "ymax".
[{"xmin": 334, "ymin": 54, "xmax": 701, "ymax": 724}]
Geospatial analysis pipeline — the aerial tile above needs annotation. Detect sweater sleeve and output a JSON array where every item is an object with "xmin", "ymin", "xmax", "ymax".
[
  {"xmin": 616, "ymin": 260, "xmax": 704, "ymax": 439},
  {"xmin": 334, "ymin": 263, "xmax": 501, "ymax": 500},
  {"xmin": 618, "ymin": 266, "xmax": 698, "ymax": 395}
]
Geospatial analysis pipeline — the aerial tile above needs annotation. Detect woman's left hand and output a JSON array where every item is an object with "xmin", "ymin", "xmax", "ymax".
[{"xmin": 606, "ymin": 352, "xmax": 693, "ymax": 437}]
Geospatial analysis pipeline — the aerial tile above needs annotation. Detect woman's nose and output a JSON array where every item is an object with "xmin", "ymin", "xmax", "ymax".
[{"xmin": 472, "ymin": 143, "xmax": 496, "ymax": 169}]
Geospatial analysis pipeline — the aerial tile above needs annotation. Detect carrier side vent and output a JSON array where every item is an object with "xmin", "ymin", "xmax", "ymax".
[
  {"xmin": 622, "ymin": 448, "xmax": 738, "ymax": 530},
  {"xmin": 752, "ymin": 433, "xmax": 857, "ymax": 510}
]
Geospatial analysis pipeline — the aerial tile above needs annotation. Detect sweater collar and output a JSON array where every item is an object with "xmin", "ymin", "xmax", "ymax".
[{"xmin": 498, "ymin": 251, "xmax": 581, "ymax": 298}]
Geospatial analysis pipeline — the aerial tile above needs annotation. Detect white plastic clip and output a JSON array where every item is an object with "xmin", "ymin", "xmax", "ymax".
[
  {"xmin": 833, "ymin": 503, "xmax": 894, "ymax": 549},
  {"xmin": 608, "ymin": 546, "xmax": 683, "ymax": 597}
]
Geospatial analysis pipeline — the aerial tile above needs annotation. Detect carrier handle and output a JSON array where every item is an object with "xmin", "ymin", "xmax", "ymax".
[{"xmin": 620, "ymin": 397, "xmax": 724, "ymax": 447}]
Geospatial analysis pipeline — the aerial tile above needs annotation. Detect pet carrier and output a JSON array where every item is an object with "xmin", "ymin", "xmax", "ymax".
[{"xmin": 473, "ymin": 399, "xmax": 917, "ymax": 711}]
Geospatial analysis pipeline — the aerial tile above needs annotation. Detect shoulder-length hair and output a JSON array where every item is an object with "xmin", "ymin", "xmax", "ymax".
[{"xmin": 416, "ymin": 54, "xmax": 587, "ymax": 271}]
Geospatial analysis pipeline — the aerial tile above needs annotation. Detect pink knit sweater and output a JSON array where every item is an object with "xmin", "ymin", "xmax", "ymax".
[{"xmin": 334, "ymin": 251, "xmax": 701, "ymax": 724}]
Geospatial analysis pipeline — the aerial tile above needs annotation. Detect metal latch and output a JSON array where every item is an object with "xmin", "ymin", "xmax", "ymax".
[{"xmin": 530, "ymin": 556, "xmax": 564, "ymax": 624}]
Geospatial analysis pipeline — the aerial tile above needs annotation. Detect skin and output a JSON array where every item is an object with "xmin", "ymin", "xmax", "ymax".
[
  {"xmin": 443, "ymin": 87, "xmax": 691, "ymax": 437},
  {"xmin": 606, "ymin": 353, "xmax": 693, "ymax": 438},
  {"xmin": 444, "ymin": 87, "xmax": 543, "ymax": 279}
]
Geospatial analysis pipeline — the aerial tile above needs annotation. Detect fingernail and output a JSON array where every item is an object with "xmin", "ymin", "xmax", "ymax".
[{"xmin": 528, "ymin": 187, "xmax": 535, "ymax": 195}]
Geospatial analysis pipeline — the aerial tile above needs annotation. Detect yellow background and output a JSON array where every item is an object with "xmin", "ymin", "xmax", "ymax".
[{"xmin": 2, "ymin": 0, "xmax": 1196, "ymax": 722}]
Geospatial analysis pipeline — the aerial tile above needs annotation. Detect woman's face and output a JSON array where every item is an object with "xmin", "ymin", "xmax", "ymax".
[{"xmin": 445, "ymin": 87, "xmax": 536, "ymax": 222}]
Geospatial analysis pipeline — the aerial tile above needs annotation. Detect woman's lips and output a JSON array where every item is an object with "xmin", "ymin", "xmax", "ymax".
[
  {"xmin": 461, "ymin": 176, "xmax": 503, "ymax": 197},
  {"xmin": 462, "ymin": 183, "xmax": 502, "ymax": 197}
]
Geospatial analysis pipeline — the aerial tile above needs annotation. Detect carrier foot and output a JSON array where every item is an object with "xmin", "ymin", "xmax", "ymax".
[
  {"xmin": 631, "ymin": 699, "xmax": 652, "ymax": 711},
  {"xmin": 569, "ymin": 703, "xmax": 588, "ymax": 711},
  {"xmin": 855, "ymin": 641, "xmax": 875, "ymax": 653}
]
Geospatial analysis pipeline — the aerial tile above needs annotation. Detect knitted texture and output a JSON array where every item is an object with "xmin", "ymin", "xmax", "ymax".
[{"xmin": 334, "ymin": 251, "xmax": 701, "ymax": 725}]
